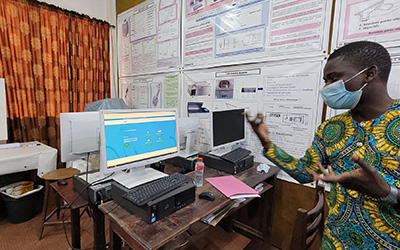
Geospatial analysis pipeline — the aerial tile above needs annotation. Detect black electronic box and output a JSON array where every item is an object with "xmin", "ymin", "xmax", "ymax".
[
  {"xmin": 73, "ymin": 172, "xmax": 113, "ymax": 205},
  {"xmin": 111, "ymin": 181, "xmax": 195, "ymax": 223},
  {"xmin": 199, "ymin": 153, "xmax": 254, "ymax": 174}
]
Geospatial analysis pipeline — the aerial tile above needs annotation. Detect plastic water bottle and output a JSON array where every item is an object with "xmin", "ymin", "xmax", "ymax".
[{"xmin": 194, "ymin": 157, "xmax": 204, "ymax": 187}]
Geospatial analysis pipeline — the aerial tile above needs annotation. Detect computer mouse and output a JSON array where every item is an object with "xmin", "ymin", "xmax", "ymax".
[
  {"xmin": 199, "ymin": 192, "xmax": 215, "ymax": 201},
  {"xmin": 57, "ymin": 179, "xmax": 68, "ymax": 186}
]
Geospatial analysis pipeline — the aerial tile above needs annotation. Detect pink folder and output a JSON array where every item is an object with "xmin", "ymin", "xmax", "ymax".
[{"xmin": 206, "ymin": 175, "xmax": 259, "ymax": 199}]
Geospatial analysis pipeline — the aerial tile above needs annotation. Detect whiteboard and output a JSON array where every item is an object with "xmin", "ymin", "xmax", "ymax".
[
  {"xmin": 182, "ymin": 0, "xmax": 333, "ymax": 69},
  {"xmin": 0, "ymin": 79, "xmax": 7, "ymax": 141},
  {"xmin": 117, "ymin": 0, "xmax": 181, "ymax": 76}
]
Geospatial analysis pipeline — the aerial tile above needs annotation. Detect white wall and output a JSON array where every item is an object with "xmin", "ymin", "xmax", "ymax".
[{"xmin": 40, "ymin": 0, "xmax": 116, "ymax": 25}]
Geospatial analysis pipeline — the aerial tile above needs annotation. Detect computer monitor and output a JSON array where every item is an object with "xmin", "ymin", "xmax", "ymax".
[
  {"xmin": 210, "ymin": 108, "xmax": 245, "ymax": 153},
  {"xmin": 60, "ymin": 111, "xmax": 100, "ymax": 163},
  {"xmin": 99, "ymin": 109, "xmax": 179, "ymax": 187}
]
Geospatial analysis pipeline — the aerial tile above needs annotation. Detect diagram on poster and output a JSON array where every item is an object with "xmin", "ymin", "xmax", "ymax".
[
  {"xmin": 150, "ymin": 82, "xmax": 163, "ymax": 108},
  {"xmin": 332, "ymin": 0, "xmax": 400, "ymax": 50}
]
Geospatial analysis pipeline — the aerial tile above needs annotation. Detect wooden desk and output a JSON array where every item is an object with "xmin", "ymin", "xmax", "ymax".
[
  {"xmin": 99, "ymin": 164, "xmax": 279, "ymax": 250},
  {"xmin": 50, "ymin": 178, "xmax": 106, "ymax": 250}
]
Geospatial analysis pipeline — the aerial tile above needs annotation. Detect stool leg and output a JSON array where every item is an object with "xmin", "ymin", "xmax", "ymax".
[
  {"xmin": 56, "ymin": 190, "xmax": 61, "ymax": 219},
  {"xmin": 39, "ymin": 180, "xmax": 50, "ymax": 240}
]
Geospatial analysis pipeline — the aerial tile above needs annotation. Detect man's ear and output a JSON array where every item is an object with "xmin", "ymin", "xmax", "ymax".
[{"xmin": 365, "ymin": 65, "xmax": 378, "ymax": 81}]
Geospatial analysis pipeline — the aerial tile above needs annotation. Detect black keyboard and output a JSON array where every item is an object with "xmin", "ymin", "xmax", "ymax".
[
  {"xmin": 220, "ymin": 147, "xmax": 251, "ymax": 163},
  {"xmin": 122, "ymin": 173, "xmax": 192, "ymax": 206}
]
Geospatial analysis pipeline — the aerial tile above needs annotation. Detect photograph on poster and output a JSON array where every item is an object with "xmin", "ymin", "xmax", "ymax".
[
  {"xmin": 187, "ymin": 81, "xmax": 212, "ymax": 96},
  {"xmin": 215, "ymin": 79, "xmax": 233, "ymax": 99},
  {"xmin": 150, "ymin": 82, "xmax": 162, "ymax": 108},
  {"xmin": 121, "ymin": 84, "xmax": 133, "ymax": 108}
]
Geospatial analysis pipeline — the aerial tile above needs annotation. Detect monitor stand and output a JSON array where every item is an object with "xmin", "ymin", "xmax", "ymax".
[
  {"xmin": 112, "ymin": 166, "xmax": 167, "ymax": 189},
  {"xmin": 208, "ymin": 145, "xmax": 232, "ymax": 157}
]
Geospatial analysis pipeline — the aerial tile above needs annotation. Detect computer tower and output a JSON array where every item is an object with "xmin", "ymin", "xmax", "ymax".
[
  {"xmin": 199, "ymin": 153, "xmax": 254, "ymax": 174},
  {"xmin": 111, "ymin": 181, "xmax": 196, "ymax": 223}
]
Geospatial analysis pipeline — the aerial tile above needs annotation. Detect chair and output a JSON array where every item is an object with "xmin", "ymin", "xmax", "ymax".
[
  {"xmin": 39, "ymin": 168, "xmax": 80, "ymax": 239},
  {"xmin": 289, "ymin": 184, "xmax": 325, "ymax": 250}
]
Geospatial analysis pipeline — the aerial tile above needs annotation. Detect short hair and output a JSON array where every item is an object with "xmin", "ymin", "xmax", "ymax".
[{"xmin": 328, "ymin": 41, "xmax": 391, "ymax": 82}]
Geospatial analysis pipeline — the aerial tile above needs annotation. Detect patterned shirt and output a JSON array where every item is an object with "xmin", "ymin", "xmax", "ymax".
[{"xmin": 264, "ymin": 100, "xmax": 400, "ymax": 249}]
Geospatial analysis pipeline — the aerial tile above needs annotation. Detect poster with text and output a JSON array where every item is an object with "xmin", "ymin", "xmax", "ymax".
[
  {"xmin": 182, "ymin": 0, "xmax": 332, "ymax": 69},
  {"xmin": 331, "ymin": 0, "xmax": 400, "ymax": 51},
  {"xmin": 117, "ymin": 0, "xmax": 181, "ymax": 76}
]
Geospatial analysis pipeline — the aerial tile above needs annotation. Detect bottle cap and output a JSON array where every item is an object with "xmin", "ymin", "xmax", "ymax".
[{"xmin": 198, "ymin": 157, "xmax": 203, "ymax": 161}]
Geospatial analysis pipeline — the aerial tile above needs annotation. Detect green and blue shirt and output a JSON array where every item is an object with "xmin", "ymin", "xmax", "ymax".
[{"xmin": 265, "ymin": 100, "xmax": 400, "ymax": 249}]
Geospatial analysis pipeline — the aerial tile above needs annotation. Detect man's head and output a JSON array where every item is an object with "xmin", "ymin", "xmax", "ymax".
[
  {"xmin": 328, "ymin": 41, "xmax": 391, "ymax": 82},
  {"xmin": 322, "ymin": 41, "xmax": 392, "ymax": 110}
]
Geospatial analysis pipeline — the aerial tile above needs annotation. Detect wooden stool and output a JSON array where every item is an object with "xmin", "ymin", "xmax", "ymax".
[{"xmin": 39, "ymin": 168, "xmax": 80, "ymax": 240}]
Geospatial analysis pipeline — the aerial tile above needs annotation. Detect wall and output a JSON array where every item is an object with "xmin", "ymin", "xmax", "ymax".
[
  {"xmin": 116, "ymin": 0, "xmax": 145, "ymax": 14},
  {"xmin": 40, "ymin": 0, "xmax": 116, "ymax": 25}
]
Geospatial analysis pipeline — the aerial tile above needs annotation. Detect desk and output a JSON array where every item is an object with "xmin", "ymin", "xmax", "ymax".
[
  {"xmin": 99, "ymin": 164, "xmax": 279, "ymax": 250},
  {"xmin": 50, "ymin": 178, "xmax": 106, "ymax": 250},
  {"xmin": 0, "ymin": 141, "xmax": 57, "ymax": 177}
]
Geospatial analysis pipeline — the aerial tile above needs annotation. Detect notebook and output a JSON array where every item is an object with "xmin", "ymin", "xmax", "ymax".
[{"xmin": 206, "ymin": 175, "xmax": 260, "ymax": 199}]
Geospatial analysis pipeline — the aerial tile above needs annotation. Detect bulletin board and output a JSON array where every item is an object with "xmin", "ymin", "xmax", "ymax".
[
  {"xmin": 117, "ymin": 0, "xmax": 181, "ymax": 76},
  {"xmin": 117, "ymin": 0, "xmax": 400, "ymax": 186},
  {"xmin": 181, "ymin": 58, "xmax": 325, "ymax": 161},
  {"xmin": 182, "ymin": 0, "xmax": 333, "ymax": 69}
]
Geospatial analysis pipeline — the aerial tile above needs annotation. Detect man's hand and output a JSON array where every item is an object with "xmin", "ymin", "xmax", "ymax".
[
  {"xmin": 245, "ymin": 112, "xmax": 271, "ymax": 150},
  {"xmin": 312, "ymin": 154, "xmax": 390, "ymax": 198}
]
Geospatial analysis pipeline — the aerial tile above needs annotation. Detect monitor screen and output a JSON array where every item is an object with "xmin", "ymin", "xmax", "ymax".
[
  {"xmin": 60, "ymin": 111, "xmax": 100, "ymax": 163},
  {"xmin": 99, "ymin": 109, "xmax": 179, "ymax": 176},
  {"xmin": 211, "ymin": 108, "xmax": 245, "ymax": 149}
]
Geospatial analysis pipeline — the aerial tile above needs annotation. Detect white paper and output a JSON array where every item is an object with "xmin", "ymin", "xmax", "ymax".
[
  {"xmin": 332, "ymin": 0, "xmax": 400, "ymax": 51},
  {"xmin": 183, "ymin": 0, "xmax": 332, "ymax": 69},
  {"xmin": 117, "ymin": 0, "xmax": 181, "ymax": 76}
]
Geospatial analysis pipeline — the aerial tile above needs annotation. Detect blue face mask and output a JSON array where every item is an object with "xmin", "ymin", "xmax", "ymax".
[{"xmin": 320, "ymin": 68, "xmax": 369, "ymax": 110}]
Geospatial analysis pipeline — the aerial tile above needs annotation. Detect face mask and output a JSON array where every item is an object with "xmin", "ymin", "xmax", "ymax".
[{"xmin": 320, "ymin": 68, "xmax": 369, "ymax": 110}]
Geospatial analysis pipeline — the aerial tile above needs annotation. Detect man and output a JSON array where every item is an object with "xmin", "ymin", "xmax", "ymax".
[{"xmin": 247, "ymin": 41, "xmax": 400, "ymax": 249}]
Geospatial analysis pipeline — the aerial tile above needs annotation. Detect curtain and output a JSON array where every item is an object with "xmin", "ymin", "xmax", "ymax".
[{"xmin": 0, "ymin": 0, "xmax": 110, "ymax": 154}]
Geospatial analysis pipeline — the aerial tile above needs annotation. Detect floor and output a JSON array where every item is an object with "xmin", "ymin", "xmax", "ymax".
[{"xmin": 0, "ymin": 189, "xmax": 281, "ymax": 250}]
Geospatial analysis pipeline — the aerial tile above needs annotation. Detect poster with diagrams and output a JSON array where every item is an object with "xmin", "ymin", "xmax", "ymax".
[
  {"xmin": 117, "ymin": 0, "xmax": 181, "ymax": 76},
  {"xmin": 181, "ymin": 59, "xmax": 325, "ymax": 160},
  {"xmin": 331, "ymin": 0, "xmax": 400, "ymax": 50},
  {"xmin": 182, "ymin": 0, "xmax": 332, "ymax": 69},
  {"xmin": 119, "ymin": 73, "xmax": 180, "ymax": 110}
]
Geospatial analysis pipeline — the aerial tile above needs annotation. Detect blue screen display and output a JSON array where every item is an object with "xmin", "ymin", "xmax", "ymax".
[{"xmin": 104, "ymin": 114, "xmax": 177, "ymax": 162}]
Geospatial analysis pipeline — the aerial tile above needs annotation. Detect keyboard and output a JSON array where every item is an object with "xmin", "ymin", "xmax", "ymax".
[
  {"xmin": 220, "ymin": 147, "xmax": 251, "ymax": 163},
  {"xmin": 122, "ymin": 173, "xmax": 192, "ymax": 206}
]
